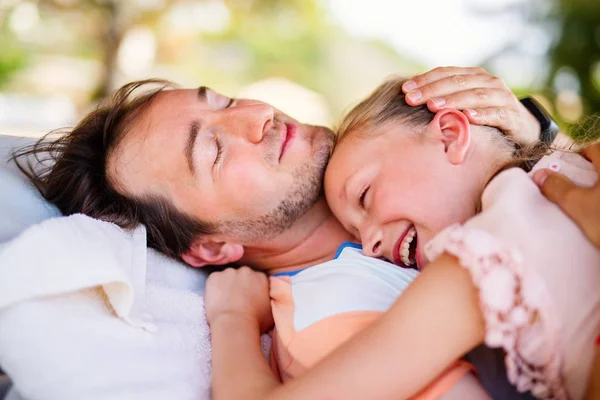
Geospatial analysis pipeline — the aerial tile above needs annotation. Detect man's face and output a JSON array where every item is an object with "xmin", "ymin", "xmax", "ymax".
[{"xmin": 109, "ymin": 87, "xmax": 334, "ymax": 244}]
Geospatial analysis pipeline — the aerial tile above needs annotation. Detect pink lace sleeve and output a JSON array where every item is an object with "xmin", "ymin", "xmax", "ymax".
[{"xmin": 424, "ymin": 224, "xmax": 569, "ymax": 400}]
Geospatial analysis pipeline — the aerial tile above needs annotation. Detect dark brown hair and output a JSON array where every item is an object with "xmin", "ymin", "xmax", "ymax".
[
  {"xmin": 336, "ymin": 76, "xmax": 551, "ymax": 173},
  {"xmin": 12, "ymin": 79, "xmax": 217, "ymax": 260}
]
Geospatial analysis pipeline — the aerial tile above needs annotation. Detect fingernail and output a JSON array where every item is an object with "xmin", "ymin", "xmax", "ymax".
[
  {"xmin": 431, "ymin": 98, "xmax": 446, "ymax": 108},
  {"xmin": 466, "ymin": 109, "xmax": 478, "ymax": 116},
  {"xmin": 403, "ymin": 80, "xmax": 417, "ymax": 92},
  {"xmin": 532, "ymin": 169, "xmax": 548, "ymax": 186},
  {"xmin": 406, "ymin": 90, "xmax": 422, "ymax": 102}
]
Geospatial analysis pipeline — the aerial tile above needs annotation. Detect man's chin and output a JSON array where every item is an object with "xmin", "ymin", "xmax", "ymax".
[{"xmin": 310, "ymin": 125, "xmax": 335, "ymax": 158}]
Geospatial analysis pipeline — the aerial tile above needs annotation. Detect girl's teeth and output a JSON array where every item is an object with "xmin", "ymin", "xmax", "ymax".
[
  {"xmin": 400, "ymin": 227, "xmax": 416, "ymax": 249},
  {"xmin": 398, "ymin": 226, "xmax": 417, "ymax": 267}
]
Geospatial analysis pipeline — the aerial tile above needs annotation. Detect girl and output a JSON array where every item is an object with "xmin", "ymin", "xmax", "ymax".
[{"xmin": 321, "ymin": 77, "xmax": 600, "ymax": 399}]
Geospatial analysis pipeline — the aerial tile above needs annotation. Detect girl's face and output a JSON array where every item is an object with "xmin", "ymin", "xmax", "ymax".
[{"xmin": 325, "ymin": 110, "xmax": 483, "ymax": 269}]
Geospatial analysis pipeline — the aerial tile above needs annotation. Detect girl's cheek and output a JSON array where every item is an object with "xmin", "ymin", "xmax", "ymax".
[{"xmin": 375, "ymin": 188, "xmax": 407, "ymax": 218}]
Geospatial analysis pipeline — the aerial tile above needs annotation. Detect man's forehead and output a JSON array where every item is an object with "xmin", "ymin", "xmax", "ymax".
[
  {"xmin": 108, "ymin": 89, "xmax": 199, "ymax": 194},
  {"xmin": 138, "ymin": 88, "xmax": 206, "ymax": 132},
  {"xmin": 155, "ymin": 86, "xmax": 206, "ymax": 106}
]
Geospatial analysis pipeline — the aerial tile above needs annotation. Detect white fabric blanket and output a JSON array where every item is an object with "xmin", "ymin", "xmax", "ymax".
[{"xmin": 0, "ymin": 214, "xmax": 270, "ymax": 400}]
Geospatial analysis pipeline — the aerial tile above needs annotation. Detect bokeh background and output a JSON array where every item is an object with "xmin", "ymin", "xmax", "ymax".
[{"xmin": 0, "ymin": 0, "xmax": 598, "ymax": 137}]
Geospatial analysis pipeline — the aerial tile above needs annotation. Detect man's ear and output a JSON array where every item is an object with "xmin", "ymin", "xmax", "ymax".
[
  {"xmin": 430, "ymin": 108, "xmax": 471, "ymax": 165},
  {"xmin": 181, "ymin": 239, "xmax": 244, "ymax": 267}
]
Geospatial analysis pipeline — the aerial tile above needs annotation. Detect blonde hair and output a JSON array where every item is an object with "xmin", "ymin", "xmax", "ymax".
[
  {"xmin": 337, "ymin": 77, "xmax": 433, "ymax": 144},
  {"xmin": 336, "ymin": 76, "xmax": 551, "ymax": 173}
]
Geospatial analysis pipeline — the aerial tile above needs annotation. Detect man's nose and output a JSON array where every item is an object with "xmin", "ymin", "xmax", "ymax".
[
  {"xmin": 219, "ymin": 103, "xmax": 274, "ymax": 143},
  {"xmin": 360, "ymin": 224, "xmax": 383, "ymax": 258}
]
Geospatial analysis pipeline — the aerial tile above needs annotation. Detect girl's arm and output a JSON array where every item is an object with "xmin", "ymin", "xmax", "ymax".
[
  {"xmin": 262, "ymin": 254, "xmax": 485, "ymax": 400},
  {"xmin": 204, "ymin": 267, "xmax": 280, "ymax": 400},
  {"xmin": 210, "ymin": 314, "xmax": 280, "ymax": 400}
]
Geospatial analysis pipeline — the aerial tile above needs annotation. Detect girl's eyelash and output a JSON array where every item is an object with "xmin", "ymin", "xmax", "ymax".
[
  {"xmin": 359, "ymin": 186, "xmax": 369, "ymax": 208},
  {"xmin": 214, "ymin": 137, "xmax": 223, "ymax": 165},
  {"xmin": 226, "ymin": 98, "xmax": 234, "ymax": 108}
]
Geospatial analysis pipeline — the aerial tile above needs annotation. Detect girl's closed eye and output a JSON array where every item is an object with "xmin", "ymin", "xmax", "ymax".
[
  {"xmin": 214, "ymin": 136, "xmax": 224, "ymax": 165},
  {"xmin": 359, "ymin": 186, "xmax": 370, "ymax": 209}
]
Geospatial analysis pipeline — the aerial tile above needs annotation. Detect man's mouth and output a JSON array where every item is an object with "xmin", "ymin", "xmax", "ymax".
[
  {"xmin": 392, "ymin": 225, "xmax": 418, "ymax": 269},
  {"xmin": 279, "ymin": 123, "xmax": 296, "ymax": 162}
]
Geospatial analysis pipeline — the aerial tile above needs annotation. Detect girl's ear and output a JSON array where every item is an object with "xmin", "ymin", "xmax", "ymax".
[
  {"xmin": 181, "ymin": 239, "xmax": 244, "ymax": 267},
  {"xmin": 430, "ymin": 108, "xmax": 471, "ymax": 165}
]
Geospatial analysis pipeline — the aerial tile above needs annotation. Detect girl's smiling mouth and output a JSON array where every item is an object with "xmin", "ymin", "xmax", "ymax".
[{"xmin": 392, "ymin": 225, "xmax": 418, "ymax": 269}]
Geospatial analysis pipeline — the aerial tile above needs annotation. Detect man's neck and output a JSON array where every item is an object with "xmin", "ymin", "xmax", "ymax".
[{"xmin": 239, "ymin": 198, "xmax": 354, "ymax": 275}]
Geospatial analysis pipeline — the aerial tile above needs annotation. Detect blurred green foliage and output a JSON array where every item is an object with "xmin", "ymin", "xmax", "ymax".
[
  {"xmin": 0, "ymin": 17, "xmax": 28, "ymax": 89},
  {"xmin": 201, "ymin": 0, "xmax": 332, "ymax": 93},
  {"xmin": 547, "ymin": 0, "xmax": 600, "ymax": 115}
]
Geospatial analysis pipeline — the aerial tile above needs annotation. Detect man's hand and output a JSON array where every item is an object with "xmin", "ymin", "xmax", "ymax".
[
  {"xmin": 532, "ymin": 142, "xmax": 600, "ymax": 249},
  {"xmin": 205, "ymin": 266, "xmax": 274, "ymax": 333},
  {"xmin": 402, "ymin": 66, "xmax": 541, "ymax": 145}
]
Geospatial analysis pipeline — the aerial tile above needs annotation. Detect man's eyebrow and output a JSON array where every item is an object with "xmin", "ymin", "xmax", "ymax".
[
  {"xmin": 185, "ymin": 120, "xmax": 201, "ymax": 176},
  {"xmin": 184, "ymin": 86, "xmax": 209, "ymax": 176},
  {"xmin": 198, "ymin": 85, "xmax": 208, "ymax": 100}
]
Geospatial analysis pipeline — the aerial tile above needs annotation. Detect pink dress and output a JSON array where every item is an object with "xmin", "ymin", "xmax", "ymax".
[{"xmin": 425, "ymin": 151, "xmax": 600, "ymax": 400}]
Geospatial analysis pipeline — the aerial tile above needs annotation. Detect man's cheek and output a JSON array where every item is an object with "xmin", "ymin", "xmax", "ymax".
[{"xmin": 231, "ymin": 172, "xmax": 272, "ymax": 201}]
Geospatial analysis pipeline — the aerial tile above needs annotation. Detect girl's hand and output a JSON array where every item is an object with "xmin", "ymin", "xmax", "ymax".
[
  {"xmin": 533, "ymin": 142, "xmax": 600, "ymax": 249},
  {"xmin": 402, "ymin": 66, "xmax": 541, "ymax": 146},
  {"xmin": 204, "ymin": 266, "xmax": 274, "ymax": 333}
]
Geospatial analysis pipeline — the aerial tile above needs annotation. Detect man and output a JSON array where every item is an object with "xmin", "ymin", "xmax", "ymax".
[{"xmin": 20, "ymin": 66, "xmax": 545, "ymax": 398}]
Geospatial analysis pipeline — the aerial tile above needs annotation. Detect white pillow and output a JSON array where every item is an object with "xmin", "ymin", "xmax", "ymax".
[
  {"xmin": 0, "ymin": 135, "xmax": 61, "ymax": 243},
  {"xmin": 0, "ymin": 214, "xmax": 212, "ymax": 400}
]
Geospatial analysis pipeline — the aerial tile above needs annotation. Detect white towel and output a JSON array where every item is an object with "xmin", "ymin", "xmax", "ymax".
[
  {"xmin": 0, "ymin": 214, "xmax": 152, "ymax": 330},
  {"xmin": 0, "ymin": 214, "xmax": 220, "ymax": 399}
]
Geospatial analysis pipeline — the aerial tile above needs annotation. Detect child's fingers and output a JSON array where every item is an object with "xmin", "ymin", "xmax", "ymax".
[
  {"xmin": 402, "ymin": 66, "xmax": 485, "ymax": 94},
  {"xmin": 533, "ymin": 169, "xmax": 580, "ymax": 207},
  {"xmin": 581, "ymin": 142, "xmax": 600, "ymax": 171},
  {"xmin": 404, "ymin": 73, "xmax": 506, "ymax": 106},
  {"xmin": 533, "ymin": 168, "xmax": 595, "ymax": 235}
]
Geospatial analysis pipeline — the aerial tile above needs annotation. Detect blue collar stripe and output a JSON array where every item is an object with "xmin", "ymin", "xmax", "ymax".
[
  {"xmin": 272, "ymin": 269, "xmax": 305, "ymax": 277},
  {"xmin": 272, "ymin": 242, "xmax": 362, "ymax": 277},
  {"xmin": 334, "ymin": 241, "xmax": 362, "ymax": 259}
]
